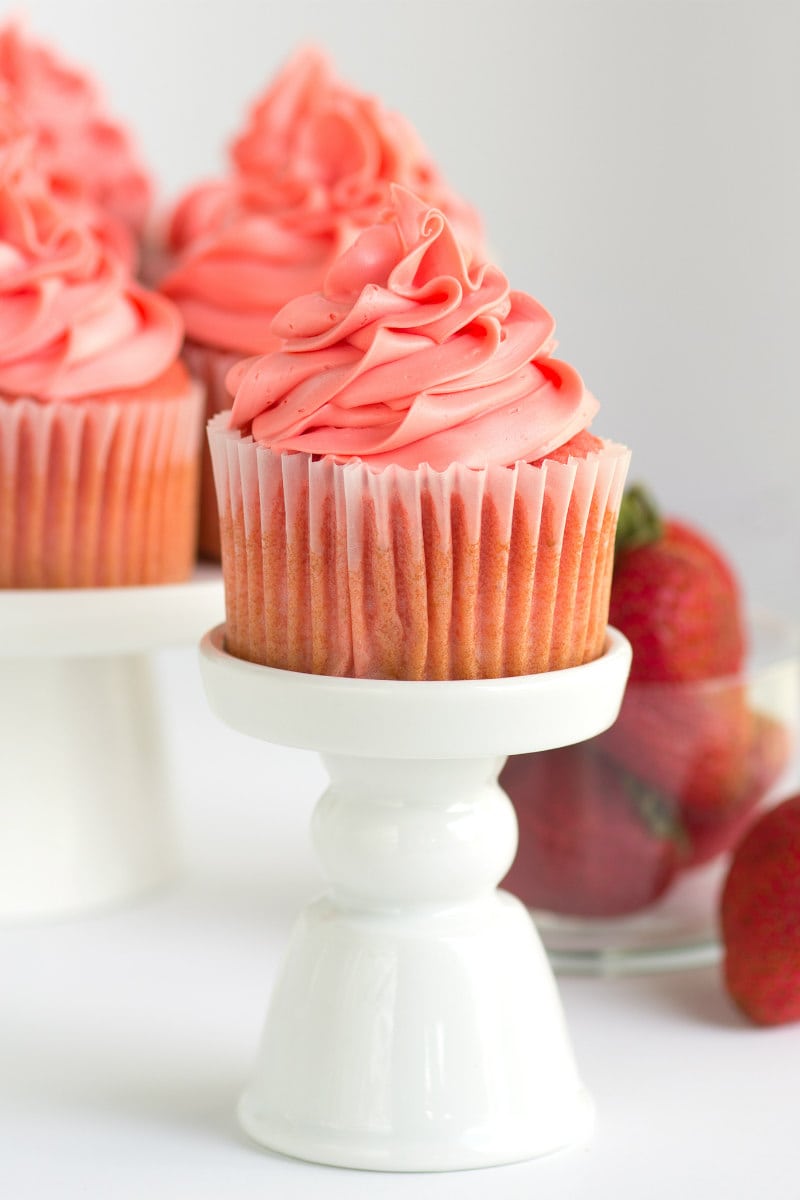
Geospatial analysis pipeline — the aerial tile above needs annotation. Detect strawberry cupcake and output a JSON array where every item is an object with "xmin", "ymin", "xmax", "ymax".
[
  {"xmin": 208, "ymin": 186, "xmax": 630, "ymax": 679},
  {"xmin": 0, "ymin": 22, "xmax": 153, "ymax": 270},
  {"xmin": 160, "ymin": 45, "xmax": 484, "ymax": 558},
  {"xmin": 0, "ymin": 121, "xmax": 201, "ymax": 589}
]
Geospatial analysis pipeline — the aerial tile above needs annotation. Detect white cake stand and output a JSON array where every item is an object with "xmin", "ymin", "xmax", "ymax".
[
  {"xmin": 0, "ymin": 569, "xmax": 224, "ymax": 921},
  {"xmin": 199, "ymin": 625, "xmax": 632, "ymax": 1173}
]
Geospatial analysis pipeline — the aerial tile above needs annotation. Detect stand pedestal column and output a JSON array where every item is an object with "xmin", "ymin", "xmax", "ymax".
[
  {"xmin": 0, "ymin": 654, "xmax": 173, "ymax": 920},
  {"xmin": 0, "ymin": 575, "xmax": 224, "ymax": 920}
]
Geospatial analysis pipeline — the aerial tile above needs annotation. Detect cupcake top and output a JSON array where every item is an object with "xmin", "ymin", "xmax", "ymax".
[
  {"xmin": 0, "ymin": 23, "xmax": 153, "ymax": 263},
  {"xmin": 0, "ymin": 118, "xmax": 181, "ymax": 403},
  {"xmin": 227, "ymin": 186, "xmax": 600, "ymax": 471},
  {"xmin": 161, "ymin": 45, "xmax": 483, "ymax": 356}
]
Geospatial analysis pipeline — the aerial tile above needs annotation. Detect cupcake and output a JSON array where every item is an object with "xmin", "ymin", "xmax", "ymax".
[
  {"xmin": 159, "ymin": 45, "xmax": 484, "ymax": 558},
  {"xmin": 0, "ymin": 21, "xmax": 153, "ymax": 270},
  {"xmin": 208, "ymin": 186, "xmax": 630, "ymax": 680},
  {"xmin": 0, "ymin": 119, "xmax": 201, "ymax": 589}
]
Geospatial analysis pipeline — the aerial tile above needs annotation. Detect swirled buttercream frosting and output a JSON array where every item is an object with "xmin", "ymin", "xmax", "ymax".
[
  {"xmin": 229, "ymin": 45, "xmax": 483, "ymax": 247},
  {"xmin": 161, "ymin": 46, "xmax": 483, "ymax": 355},
  {"xmin": 227, "ymin": 186, "xmax": 599, "ymax": 470},
  {"xmin": 0, "ymin": 128, "xmax": 181, "ymax": 403},
  {"xmin": 0, "ymin": 24, "xmax": 153, "ymax": 242}
]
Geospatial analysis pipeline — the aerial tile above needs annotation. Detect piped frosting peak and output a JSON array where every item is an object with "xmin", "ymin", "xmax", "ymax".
[
  {"xmin": 0, "ymin": 122, "xmax": 180, "ymax": 403},
  {"xmin": 228, "ymin": 186, "xmax": 598, "ymax": 470}
]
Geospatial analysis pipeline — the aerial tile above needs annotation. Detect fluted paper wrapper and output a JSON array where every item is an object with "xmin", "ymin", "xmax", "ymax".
[
  {"xmin": 208, "ymin": 413, "xmax": 630, "ymax": 680},
  {"xmin": 0, "ymin": 382, "xmax": 203, "ymax": 588},
  {"xmin": 183, "ymin": 341, "xmax": 242, "ymax": 561}
]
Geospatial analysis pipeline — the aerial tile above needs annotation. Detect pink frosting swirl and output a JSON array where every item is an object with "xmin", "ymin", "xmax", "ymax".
[
  {"xmin": 229, "ymin": 46, "xmax": 483, "ymax": 247},
  {"xmin": 0, "ymin": 127, "xmax": 182, "ymax": 403},
  {"xmin": 161, "ymin": 46, "xmax": 483, "ymax": 356},
  {"xmin": 227, "ymin": 187, "xmax": 599, "ymax": 470},
  {"xmin": 0, "ymin": 24, "xmax": 153, "ymax": 254},
  {"xmin": 162, "ymin": 200, "xmax": 356, "ymax": 356}
]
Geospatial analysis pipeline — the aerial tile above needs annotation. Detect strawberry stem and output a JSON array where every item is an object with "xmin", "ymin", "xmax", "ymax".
[{"xmin": 615, "ymin": 483, "xmax": 664, "ymax": 556}]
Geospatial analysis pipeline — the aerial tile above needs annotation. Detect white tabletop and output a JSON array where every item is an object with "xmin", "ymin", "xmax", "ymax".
[{"xmin": 2, "ymin": 645, "xmax": 797, "ymax": 1200}]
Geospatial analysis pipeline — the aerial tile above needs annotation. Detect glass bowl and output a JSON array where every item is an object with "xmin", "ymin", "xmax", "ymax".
[{"xmin": 500, "ymin": 612, "xmax": 800, "ymax": 973}]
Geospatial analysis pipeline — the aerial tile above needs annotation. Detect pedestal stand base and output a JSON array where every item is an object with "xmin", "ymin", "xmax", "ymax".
[
  {"xmin": 0, "ymin": 571, "xmax": 223, "ymax": 920},
  {"xmin": 200, "ymin": 625, "xmax": 631, "ymax": 1172},
  {"xmin": 239, "ymin": 894, "xmax": 593, "ymax": 1171}
]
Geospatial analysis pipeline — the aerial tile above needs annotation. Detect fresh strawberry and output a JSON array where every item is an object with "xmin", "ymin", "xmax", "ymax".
[
  {"xmin": 610, "ymin": 485, "xmax": 746, "ymax": 683},
  {"xmin": 600, "ymin": 485, "xmax": 756, "ymax": 862},
  {"xmin": 597, "ymin": 679, "xmax": 751, "ymax": 819},
  {"xmin": 501, "ymin": 742, "xmax": 683, "ymax": 917},
  {"xmin": 683, "ymin": 710, "xmax": 793, "ymax": 866},
  {"xmin": 720, "ymin": 793, "xmax": 800, "ymax": 1026}
]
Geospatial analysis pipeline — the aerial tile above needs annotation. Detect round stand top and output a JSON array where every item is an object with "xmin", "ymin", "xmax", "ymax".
[
  {"xmin": 1, "ymin": 566, "xmax": 224, "ymax": 658},
  {"xmin": 199, "ymin": 625, "xmax": 632, "ymax": 760}
]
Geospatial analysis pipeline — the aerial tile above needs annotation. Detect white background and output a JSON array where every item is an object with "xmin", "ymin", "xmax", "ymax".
[
  {"xmin": 9, "ymin": 0, "xmax": 800, "ymax": 618},
  {"xmin": 3, "ymin": 6, "xmax": 800, "ymax": 1195}
]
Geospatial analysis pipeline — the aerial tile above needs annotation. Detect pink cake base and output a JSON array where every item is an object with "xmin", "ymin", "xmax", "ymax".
[
  {"xmin": 208, "ymin": 413, "xmax": 630, "ymax": 680},
  {"xmin": 0, "ymin": 381, "xmax": 203, "ymax": 588}
]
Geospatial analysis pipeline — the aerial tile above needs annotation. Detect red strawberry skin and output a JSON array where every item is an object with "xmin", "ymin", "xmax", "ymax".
[
  {"xmin": 683, "ymin": 711, "xmax": 793, "ymax": 866},
  {"xmin": 599, "ymin": 684, "xmax": 793, "ymax": 866},
  {"xmin": 610, "ymin": 517, "xmax": 746, "ymax": 683},
  {"xmin": 597, "ymin": 680, "xmax": 751, "ymax": 818},
  {"xmin": 500, "ymin": 743, "xmax": 682, "ymax": 917},
  {"xmin": 720, "ymin": 794, "xmax": 800, "ymax": 1026},
  {"xmin": 606, "ymin": 497, "xmax": 764, "ymax": 866}
]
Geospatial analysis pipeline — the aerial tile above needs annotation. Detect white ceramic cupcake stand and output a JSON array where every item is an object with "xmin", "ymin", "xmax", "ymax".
[
  {"xmin": 0, "ymin": 569, "xmax": 224, "ymax": 920},
  {"xmin": 199, "ymin": 625, "xmax": 632, "ymax": 1172}
]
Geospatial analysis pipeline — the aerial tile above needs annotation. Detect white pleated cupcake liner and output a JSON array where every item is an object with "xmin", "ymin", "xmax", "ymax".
[
  {"xmin": 0, "ymin": 381, "xmax": 204, "ymax": 588},
  {"xmin": 208, "ymin": 411, "xmax": 630, "ymax": 679}
]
